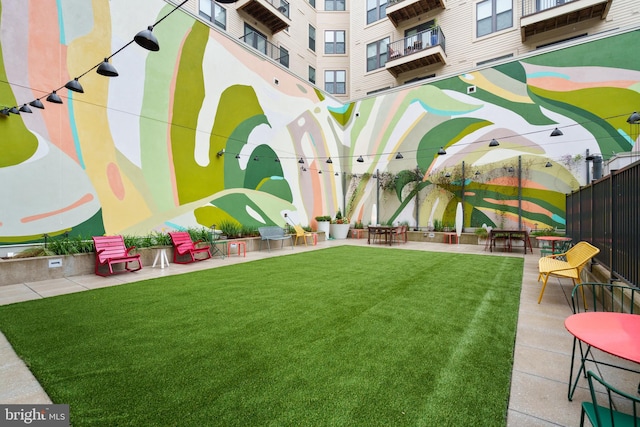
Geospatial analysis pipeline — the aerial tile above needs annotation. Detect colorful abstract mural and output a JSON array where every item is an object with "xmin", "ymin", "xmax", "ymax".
[{"xmin": 0, "ymin": 1, "xmax": 638, "ymax": 247}]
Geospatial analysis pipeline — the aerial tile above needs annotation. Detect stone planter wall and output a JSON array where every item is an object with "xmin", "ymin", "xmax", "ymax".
[{"xmin": 1, "ymin": 233, "xmax": 328, "ymax": 286}]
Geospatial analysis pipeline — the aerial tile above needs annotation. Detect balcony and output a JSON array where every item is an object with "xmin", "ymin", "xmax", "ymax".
[
  {"xmin": 239, "ymin": 32, "xmax": 288, "ymax": 66},
  {"xmin": 237, "ymin": 0, "xmax": 291, "ymax": 34},
  {"xmin": 385, "ymin": 27, "xmax": 446, "ymax": 77},
  {"xmin": 386, "ymin": 0, "xmax": 447, "ymax": 27},
  {"xmin": 520, "ymin": 0, "xmax": 612, "ymax": 41}
]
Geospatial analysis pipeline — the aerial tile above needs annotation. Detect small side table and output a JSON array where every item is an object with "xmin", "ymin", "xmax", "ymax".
[
  {"xmin": 152, "ymin": 247, "xmax": 170, "ymax": 268},
  {"xmin": 227, "ymin": 241, "xmax": 246, "ymax": 257},
  {"xmin": 443, "ymin": 232, "xmax": 458, "ymax": 244},
  {"xmin": 350, "ymin": 229, "xmax": 365, "ymax": 238}
]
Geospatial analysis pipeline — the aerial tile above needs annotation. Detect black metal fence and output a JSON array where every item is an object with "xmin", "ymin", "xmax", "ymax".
[{"xmin": 566, "ymin": 159, "xmax": 640, "ymax": 287}]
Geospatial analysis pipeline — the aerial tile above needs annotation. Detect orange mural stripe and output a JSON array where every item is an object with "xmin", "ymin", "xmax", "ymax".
[
  {"xmin": 107, "ymin": 162, "xmax": 126, "ymax": 201},
  {"xmin": 528, "ymin": 77, "xmax": 636, "ymax": 92},
  {"xmin": 21, "ymin": 193, "xmax": 94, "ymax": 223}
]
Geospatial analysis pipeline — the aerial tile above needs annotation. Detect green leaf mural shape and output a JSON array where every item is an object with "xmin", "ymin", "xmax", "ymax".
[
  {"xmin": 244, "ymin": 144, "xmax": 291, "ymax": 201},
  {"xmin": 195, "ymin": 189, "xmax": 295, "ymax": 228},
  {"xmin": 416, "ymin": 118, "xmax": 491, "ymax": 170},
  {"xmin": 0, "ymin": 3, "xmax": 38, "ymax": 167},
  {"xmin": 529, "ymin": 86, "xmax": 637, "ymax": 155}
]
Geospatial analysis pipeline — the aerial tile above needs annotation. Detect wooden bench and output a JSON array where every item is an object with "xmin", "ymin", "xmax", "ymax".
[
  {"xmin": 169, "ymin": 231, "xmax": 212, "ymax": 264},
  {"xmin": 258, "ymin": 226, "xmax": 293, "ymax": 252},
  {"xmin": 92, "ymin": 235, "xmax": 142, "ymax": 277}
]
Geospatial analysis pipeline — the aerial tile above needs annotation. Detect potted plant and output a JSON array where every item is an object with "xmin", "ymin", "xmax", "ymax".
[
  {"xmin": 315, "ymin": 215, "xmax": 331, "ymax": 238},
  {"xmin": 329, "ymin": 210, "xmax": 350, "ymax": 240}
]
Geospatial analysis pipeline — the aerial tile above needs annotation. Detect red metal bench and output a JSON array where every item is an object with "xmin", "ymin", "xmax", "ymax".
[
  {"xmin": 92, "ymin": 235, "xmax": 142, "ymax": 277},
  {"xmin": 169, "ymin": 231, "xmax": 212, "ymax": 264}
]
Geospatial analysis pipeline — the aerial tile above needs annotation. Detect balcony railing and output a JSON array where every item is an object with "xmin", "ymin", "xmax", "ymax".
[
  {"xmin": 239, "ymin": 32, "xmax": 288, "ymax": 65},
  {"xmin": 387, "ymin": 27, "xmax": 445, "ymax": 61},
  {"xmin": 520, "ymin": 0, "xmax": 612, "ymax": 41},
  {"xmin": 523, "ymin": 0, "xmax": 571, "ymax": 17},
  {"xmin": 273, "ymin": 0, "xmax": 290, "ymax": 18},
  {"xmin": 522, "ymin": 0, "xmax": 598, "ymax": 18},
  {"xmin": 385, "ymin": 27, "xmax": 446, "ymax": 77}
]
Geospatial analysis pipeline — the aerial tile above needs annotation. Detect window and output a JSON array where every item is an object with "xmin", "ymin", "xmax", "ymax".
[
  {"xmin": 325, "ymin": 70, "xmax": 346, "ymax": 94},
  {"xmin": 279, "ymin": 46, "xmax": 289, "ymax": 68},
  {"xmin": 366, "ymin": 38, "xmax": 389, "ymax": 72},
  {"xmin": 325, "ymin": 30, "xmax": 346, "ymax": 54},
  {"xmin": 325, "ymin": 0, "xmax": 346, "ymax": 11},
  {"xmin": 199, "ymin": 0, "xmax": 226, "ymax": 30},
  {"xmin": 367, "ymin": 0, "xmax": 387, "ymax": 25},
  {"xmin": 309, "ymin": 0, "xmax": 316, "ymax": 7},
  {"xmin": 309, "ymin": 25, "xmax": 316, "ymax": 51},
  {"xmin": 476, "ymin": 0, "xmax": 512, "ymax": 38},
  {"xmin": 244, "ymin": 24, "xmax": 267, "ymax": 55},
  {"xmin": 309, "ymin": 66, "xmax": 316, "ymax": 84},
  {"xmin": 277, "ymin": 1, "xmax": 290, "ymax": 18}
]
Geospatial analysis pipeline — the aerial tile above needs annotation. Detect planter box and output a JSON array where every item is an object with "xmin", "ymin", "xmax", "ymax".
[
  {"xmin": 405, "ymin": 231, "xmax": 479, "ymax": 245},
  {"xmin": 316, "ymin": 221, "xmax": 330, "ymax": 238},
  {"xmin": 329, "ymin": 223, "xmax": 350, "ymax": 239},
  {"xmin": 1, "ymin": 253, "xmax": 95, "ymax": 285}
]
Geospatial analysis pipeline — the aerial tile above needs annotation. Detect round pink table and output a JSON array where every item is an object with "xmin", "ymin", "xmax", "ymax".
[
  {"xmin": 536, "ymin": 235, "xmax": 571, "ymax": 253},
  {"xmin": 564, "ymin": 312, "xmax": 640, "ymax": 400}
]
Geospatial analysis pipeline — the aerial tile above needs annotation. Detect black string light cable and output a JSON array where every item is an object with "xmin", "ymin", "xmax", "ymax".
[
  {"xmin": 0, "ymin": 0, "xmax": 203, "ymax": 115},
  {"xmin": 2, "ymin": 1, "xmax": 636, "ymax": 171}
]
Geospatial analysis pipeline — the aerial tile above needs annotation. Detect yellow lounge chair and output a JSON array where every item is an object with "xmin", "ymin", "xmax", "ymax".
[{"xmin": 537, "ymin": 241, "xmax": 600, "ymax": 304}]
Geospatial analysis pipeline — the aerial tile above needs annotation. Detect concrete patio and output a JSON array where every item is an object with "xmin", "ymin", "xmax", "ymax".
[{"xmin": 1, "ymin": 238, "xmax": 636, "ymax": 426}]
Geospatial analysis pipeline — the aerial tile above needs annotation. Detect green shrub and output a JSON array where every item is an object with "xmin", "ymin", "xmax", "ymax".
[{"xmin": 218, "ymin": 220, "xmax": 242, "ymax": 238}]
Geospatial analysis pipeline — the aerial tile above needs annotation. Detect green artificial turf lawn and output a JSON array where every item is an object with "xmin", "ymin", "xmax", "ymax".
[{"xmin": 0, "ymin": 246, "xmax": 523, "ymax": 426}]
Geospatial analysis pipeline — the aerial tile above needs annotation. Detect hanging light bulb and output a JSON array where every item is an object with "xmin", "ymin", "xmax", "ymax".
[
  {"xmin": 46, "ymin": 91, "xmax": 63, "ymax": 104},
  {"xmin": 395, "ymin": 152, "xmax": 403, "ymax": 159},
  {"xmin": 357, "ymin": 156, "xmax": 364, "ymax": 163},
  {"xmin": 97, "ymin": 58, "xmax": 118, "ymax": 77},
  {"xmin": 29, "ymin": 99, "xmax": 45, "ymax": 109},
  {"xmin": 326, "ymin": 157, "xmax": 333, "ymax": 164},
  {"xmin": 627, "ymin": 112, "xmax": 640, "ymax": 124},
  {"xmin": 134, "ymin": 26, "xmax": 160, "ymax": 51},
  {"xmin": 489, "ymin": 138, "xmax": 499, "ymax": 147},
  {"xmin": 550, "ymin": 128, "xmax": 563, "ymax": 137},
  {"xmin": 64, "ymin": 78, "xmax": 84, "ymax": 93},
  {"xmin": 19, "ymin": 104, "xmax": 32, "ymax": 113},
  {"xmin": 437, "ymin": 147, "xmax": 446, "ymax": 155},
  {"xmin": 298, "ymin": 157, "xmax": 304, "ymax": 164}
]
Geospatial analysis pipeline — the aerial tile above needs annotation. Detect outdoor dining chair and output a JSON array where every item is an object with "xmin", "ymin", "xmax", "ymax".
[
  {"xmin": 580, "ymin": 370, "xmax": 640, "ymax": 426},
  {"xmin": 293, "ymin": 225, "xmax": 315, "ymax": 246}
]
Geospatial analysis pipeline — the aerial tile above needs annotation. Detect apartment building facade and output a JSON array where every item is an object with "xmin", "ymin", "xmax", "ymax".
[{"xmin": 184, "ymin": 0, "xmax": 636, "ymax": 100}]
